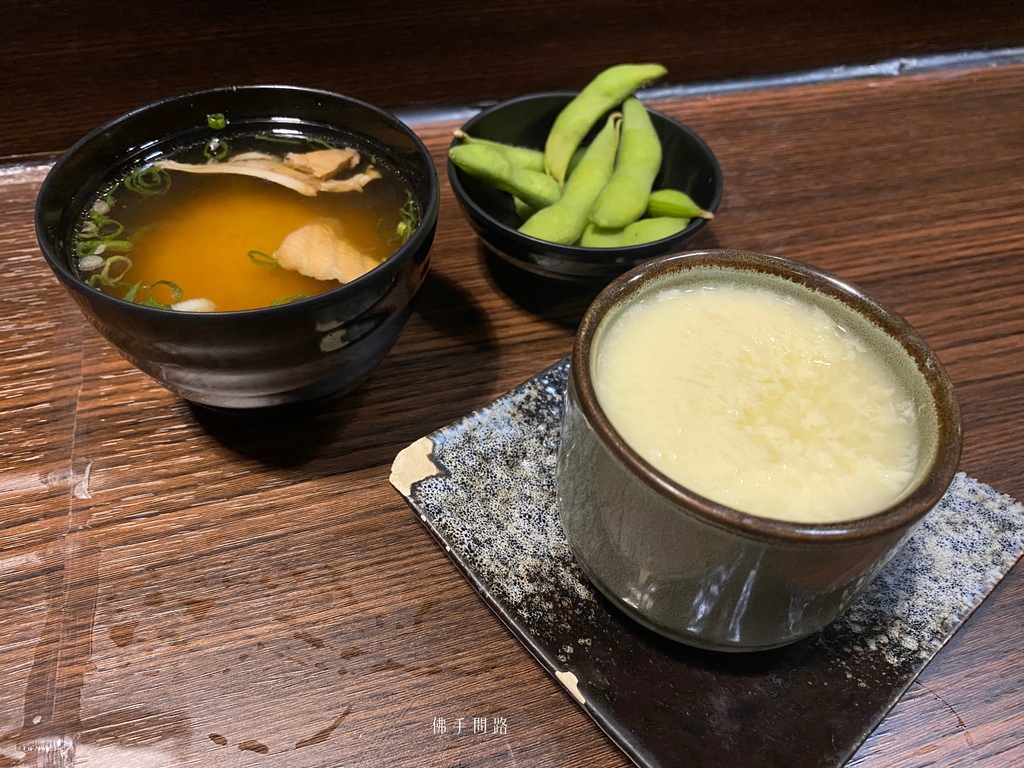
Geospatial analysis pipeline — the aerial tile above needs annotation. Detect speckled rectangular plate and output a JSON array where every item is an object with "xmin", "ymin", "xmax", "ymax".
[{"xmin": 390, "ymin": 358, "xmax": 1024, "ymax": 768}]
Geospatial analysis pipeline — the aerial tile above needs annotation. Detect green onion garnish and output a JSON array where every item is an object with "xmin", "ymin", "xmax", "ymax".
[
  {"xmin": 377, "ymin": 192, "xmax": 418, "ymax": 245},
  {"xmin": 206, "ymin": 113, "xmax": 227, "ymax": 130},
  {"xmin": 144, "ymin": 280, "xmax": 184, "ymax": 308},
  {"xmin": 75, "ymin": 238, "xmax": 133, "ymax": 257},
  {"xmin": 396, "ymin": 191, "xmax": 418, "ymax": 243},
  {"xmin": 81, "ymin": 215, "xmax": 124, "ymax": 240},
  {"xmin": 124, "ymin": 165, "xmax": 171, "ymax": 196},
  {"xmin": 76, "ymin": 196, "xmax": 135, "ymax": 265},
  {"xmin": 123, "ymin": 281, "xmax": 142, "ymax": 302},
  {"xmin": 204, "ymin": 138, "xmax": 229, "ymax": 161},
  {"xmin": 92, "ymin": 196, "xmax": 113, "ymax": 216},
  {"xmin": 88, "ymin": 276, "xmax": 133, "ymax": 293},
  {"xmin": 248, "ymin": 250, "xmax": 278, "ymax": 269},
  {"xmin": 85, "ymin": 254, "xmax": 134, "ymax": 294},
  {"xmin": 97, "ymin": 219, "xmax": 123, "ymax": 239},
  {"xmin": 100, "ymin": 254, "xmax": 133, "ymax": 282},
  {"xmin": 269, "ymin": 293, "xmax": 310, "ymax": 306},
  {"xmin": 78, "ymin": 254, "xmax": 105, "ymax": 271},
  {"xmin": 259, "ymin": 134, "xmax": 305, "ymax": 145}
]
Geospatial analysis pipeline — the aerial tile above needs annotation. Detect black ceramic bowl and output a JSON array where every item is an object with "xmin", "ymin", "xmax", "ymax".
[
  {"xmin": 36, "ymin": 85, "xmax": 439, "ymax": 409},
  {"xmin": 447, "ymin": 92, "xmax": 722, "ymax": 283}
]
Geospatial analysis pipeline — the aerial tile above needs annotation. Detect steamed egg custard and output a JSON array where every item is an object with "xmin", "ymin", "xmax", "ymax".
[{"xmin": 593, "ymin": 278, "xmax": 924, "ymax": 523}]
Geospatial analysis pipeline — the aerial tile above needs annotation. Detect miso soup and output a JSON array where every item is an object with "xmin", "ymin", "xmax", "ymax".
[{"xmin": 72, "ymin": 127, "xmax": 420, "ymax": 312}]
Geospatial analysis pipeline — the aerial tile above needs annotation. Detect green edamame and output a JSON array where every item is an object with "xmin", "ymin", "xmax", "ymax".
[
  {"xmin": 520, "ymin": 113, "xmax": 621, "ymax": 244},
  {"xmin": 646, "ymin": 188, "xmax": 714, "ymax": 220},
  {"xmin": 544, "ymin": 63, "xmax": 667, "ymax": 184},
  {"xmin": 565, "ymin": 146, "xmax": 587, "ymax": 179},
  {"xmin": 452, "ymin": 130, "xmax": 546, "ymax": 173},
  {"xmin": 589, "ymin": 97, "xmax": 662, "ymax": 229},
  {"xmin": 579, "ymin": 216, "xmax": 691, "ymax": 248},
  {"xmin": 449, "ymin": 143, "xmax": 561, "ymax": 210},
  {"xmin": 513, "ymin": 196, "xmax": 536, "ymax": 222}
]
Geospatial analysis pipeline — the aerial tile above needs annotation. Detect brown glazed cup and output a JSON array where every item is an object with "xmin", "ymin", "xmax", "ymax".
[{"xmin": 556, "ymin": 249, "xmax": 962, "ymax": 652}]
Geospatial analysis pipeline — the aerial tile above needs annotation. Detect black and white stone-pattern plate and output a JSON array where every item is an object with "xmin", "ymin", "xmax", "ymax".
[{"xmin": 390, "ymin": 357, "xmax": 1024, "ymax": 768}]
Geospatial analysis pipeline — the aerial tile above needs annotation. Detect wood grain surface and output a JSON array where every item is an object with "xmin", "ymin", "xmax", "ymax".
[
  {"xmin": 0, "ymin": 60, "xmax": 1022, "ymax": 767},
  {"xmin": 2, "ymin": 0, "xmax": 1023, "ymax": 157}
]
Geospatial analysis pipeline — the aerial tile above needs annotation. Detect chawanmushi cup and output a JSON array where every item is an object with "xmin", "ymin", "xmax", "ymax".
[{"xmin": 556, "ymin": 249, "xmax": 962, "ymax": 651}]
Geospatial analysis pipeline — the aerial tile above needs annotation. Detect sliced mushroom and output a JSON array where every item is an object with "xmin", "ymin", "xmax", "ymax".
[
  {"xmin": 284, "ymin": 148, "xmax": 359, "ymax": 179},
  {"xmin": 273, "ymin": 220, "xmax": 379, "ymax": 284},
  {"xmin": 154, "ymin": 148, "xmax": 379, "ymax": 197}
]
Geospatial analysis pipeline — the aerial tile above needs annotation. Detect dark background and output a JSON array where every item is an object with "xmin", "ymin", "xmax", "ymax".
[{"xmin": 3, "ymin": 0, "xmax": 1023, "ymax": 157}]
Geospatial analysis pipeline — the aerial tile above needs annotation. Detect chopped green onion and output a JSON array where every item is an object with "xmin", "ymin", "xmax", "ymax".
[
  {"xmin": 204, "ymin": 137, "xmax": 229, "ymax": 161},
  {"xmin": 81, "ymin": 215, "xmax": 124, "ymax": 239},
  {"xmin": 124, "ymin": 164, "xmax": 171, "ymax": 196},
  {"xmin": 88, "ymin": 275, "xmax": 133, "ymax": 293},
  {"xmin": 248, "ymin": 249, "xmax": 278, "ymax": 269},
  {"xmin": 143, "ymin": 280, "xmax": 184, "ymax": 308},
  {"xmin": 396, "ymin": 191, "xmax": 418, "ymax": 243},
  {"xmin": 76, "ymin": 238, "xmax": 133, "ymax": 257},
  {"xmin": 377, "ymin": 192, "xmax": 419, "ymax": 245},
  {"xmin": 259, "ymin": 134, "xmax": 305, "ymax": 145},
  {"xmin": 100, "ymin": 254, "xmax": 133, "ymax": 282},
  {"xmin": 87, "ymin": 259, "xmax": 132, "ymax": 289},
  {"xmin": 270, "ymin": 293, "xmax": 310, "ymax": 306},
  {"xmin": 206, "ymin": 113, "xmax": 227, "ymax": 130},
  {"xmin": 123, "ymin": 281, "xmax": 142, "ymax": 302},
  {"xmin": 94, "ymin": 218, "xmax": 123, "ymax": 238},
  {"xmin": 78, "ymin": 254, "xmax": 105, "ymax": 271},
  {"xmin": 307, "ymin": 137, "xmax": 333, "ymax": 150},
  {"xmin": 77, "ymin": 190, "xmax": 139, "ymax": 283}
]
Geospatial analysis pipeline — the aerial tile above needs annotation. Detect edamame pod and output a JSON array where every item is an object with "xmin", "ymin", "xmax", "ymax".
[
  {"xmin": 589, "ymin": 97, "xmax": 662, "ymax": 229},
  {"xmin": 513, "ymin": 196, "xmax": 536, "ymax": 223},
  {"xmin": 452, "ymin": 130, "xmax": 546, "ymax": 173},
  {"xmin": 449, "ymin": 143, "xmax": 562, "ymax": 210},
  {"xmin": 646, "ymin": 188, "xmax": 714, "ymax": 220},
  {"xmin": 520, "ymin": 114, "xmax": 621, "ymax": 245},
  {"xmin": 565, "ymin": 146, "xmax": 587, "ymax": 179},
  {"xmin": 579, "ymin": 216, "xmax": 691, "ymax": 248},
  {"xmin": 545, "ymin": 63, "xmax": 668, "ymax": 184}
]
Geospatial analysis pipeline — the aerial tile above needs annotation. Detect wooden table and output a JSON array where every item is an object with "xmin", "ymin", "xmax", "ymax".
[{"xmin": 0, "ymin": 59, "xmax": 1021, "ymax": 767}]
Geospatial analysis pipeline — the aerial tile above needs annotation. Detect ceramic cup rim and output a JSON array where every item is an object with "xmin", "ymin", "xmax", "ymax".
[{"xmin": 570, "ymin": 248, "xmax": 963, "ymax": 544}]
